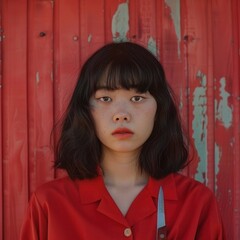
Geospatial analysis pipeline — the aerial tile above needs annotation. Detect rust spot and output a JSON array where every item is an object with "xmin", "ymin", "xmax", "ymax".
[
  {"xmin": 39, "ymin": 32, "xmax": 46, "ymax": 37},
  {"xmin": 183, "ymin": 35, "xmax": 195, "ymax": 42}
]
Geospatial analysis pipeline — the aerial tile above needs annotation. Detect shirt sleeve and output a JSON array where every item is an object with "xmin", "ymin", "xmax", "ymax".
[
  {"xmin": 19, "ymin": 193, "xmax": 48, "ymax": 240},
  {"xmin": 196, "ymin": 192, "xmax": 226, "ymax": 240}
]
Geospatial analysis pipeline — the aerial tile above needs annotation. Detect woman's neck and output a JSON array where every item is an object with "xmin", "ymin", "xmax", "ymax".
[
  {"xmin": 100, "ymin": 150, "xmax": 149, "ymax": 216},
  {"xmin": 100, "ymin": 150, "xmax": 148, "ymax": 188}
]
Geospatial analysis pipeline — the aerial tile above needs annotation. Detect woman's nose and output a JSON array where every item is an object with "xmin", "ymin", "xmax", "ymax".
[{"xmin": 113, "ymin": 112, "xmax": 131, "ymax": 122}]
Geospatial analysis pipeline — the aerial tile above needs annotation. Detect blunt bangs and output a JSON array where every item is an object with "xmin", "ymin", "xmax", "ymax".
[
  {"xmin": 83, "ymin": 42, "xmax": 163, "ymax": 95},
  {"xmin": 94, "ymin": 59, "xmax": 152, "ymax": 93}
]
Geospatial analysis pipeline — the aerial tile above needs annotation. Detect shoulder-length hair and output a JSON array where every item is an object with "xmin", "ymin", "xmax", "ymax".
[{"xmin": 54, "ymin": 42, "xmax": 189, "ymax": 179}]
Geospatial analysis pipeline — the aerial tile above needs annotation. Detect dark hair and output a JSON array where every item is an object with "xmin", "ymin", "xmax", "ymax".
[{"xmin": 54, "ymin": 42, "xmax": 189, "ymax": 179}]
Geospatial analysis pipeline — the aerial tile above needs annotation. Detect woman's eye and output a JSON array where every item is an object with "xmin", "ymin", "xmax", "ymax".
[
  {"xmin": 98, "ymin": 96, "xmax": 112, "ymax": 102},
  {"xmin": 131, "ymin": 96, "xmax": 144, "ymax": 102}
]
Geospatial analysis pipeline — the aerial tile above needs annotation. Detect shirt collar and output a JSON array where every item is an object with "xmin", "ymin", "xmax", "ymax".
[
  {"xmin": 77, "ymin": 173, "xmax": 178, "ymax": 204},
  {"xmin": 77, "ymin": 176, "xmax": 106, "ymax": 204}
]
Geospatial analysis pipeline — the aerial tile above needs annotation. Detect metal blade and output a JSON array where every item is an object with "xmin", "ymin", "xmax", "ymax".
[{"xmin": 157, "ymin": 187, "xmax": 166, "ymax": 229}]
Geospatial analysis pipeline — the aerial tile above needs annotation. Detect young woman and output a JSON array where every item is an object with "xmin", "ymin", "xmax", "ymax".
[{"xmin": 20, "ymin": 42, "xmax": 225, "ymax": 239}]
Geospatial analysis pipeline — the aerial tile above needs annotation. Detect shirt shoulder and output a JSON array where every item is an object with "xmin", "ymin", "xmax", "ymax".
[
  {"xmin": 173, "ymin": 173, "xmax": 216, "ymax": 203},
  {"xmin": 32, "ymin": 175, "xmax": 105, "ymax": 206},
  {"xmin": 33, "ymin": 177, "xmax": 80, "ymax": 204}
]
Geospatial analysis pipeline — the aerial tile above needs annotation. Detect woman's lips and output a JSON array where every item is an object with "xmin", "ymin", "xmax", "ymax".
[{"xmin": 112, "ymin": 128, "xmax": 134, "ymax": 139}]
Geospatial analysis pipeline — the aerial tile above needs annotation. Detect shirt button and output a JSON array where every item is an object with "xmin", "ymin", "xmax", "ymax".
[
  {"xmin": 159, "ymin": 233, "xmax": 166, "ymax": 239},
  {"xmin": 124, "ymin": 227, "xmax": 132, "ymax": 237}
]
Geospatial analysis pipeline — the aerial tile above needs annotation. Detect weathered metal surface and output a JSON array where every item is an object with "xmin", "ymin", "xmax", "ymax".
[
  {"xmin": 230, "ymin": 0, "xmax": 240, "ymax": 236},
  {"xmin": 1, "ymin": 1, "xmax": 28, "ymax": 239},
  {"xmin": 27, "ymin": 0, "xmax": 55, "ymax": 197},
  {"xmin": 0, "ymin": 0, "xmax": 239, "ymax": 239}
]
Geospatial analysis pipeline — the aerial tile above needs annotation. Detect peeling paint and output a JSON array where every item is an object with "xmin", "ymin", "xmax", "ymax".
[
  {"xmin": 147, "ymin": 37, "xmax": 157, "ymax": 56},
  {"xmin": 179, "ymin": 89, "xmax": 183, "ymax": 110},
  {"xmin": 165, "ymin": 0, "xmax": 181, "ymax": 58},
  {"xmin": 36, "ymin": 72, "xmax": 40, "ymax": 85},
  {"xmin": 214, "ymin": 143, "xmax": 221, "ymax": 191},
  {"xmin": 88, "ymin": 34, "xmax": 92, "ymax": 43},
  {"xmin": 112, "ymin": 1, "xmax": 129, "ymax": 42},
  {"xmin": 215, "ymin": 77, "xmax": 233, "ymax": 128},
  {"xmin": 51, "ymin": 71, "xmax": 53, "ymax": 82},
  {"xmin": 192, "ymin": 70, "xmax": 208, "ymax": 183}
]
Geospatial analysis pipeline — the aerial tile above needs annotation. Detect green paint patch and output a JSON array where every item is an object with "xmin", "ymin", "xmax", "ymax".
[
  {"xmin": 165, "ymin": 0, "xmax": 181, "ymax": 58},
  {"xmin": 192, "ymin": 71, "xmax": 208, "ymax": 184},
  {"xmin": 112, "ymin": 2, "xmax": 129, "ymax": 42},
  {"xmin": 214, "ymin": 143, "xmax": 221, "ymax": 192},
  {"xmin": 215, "ymin": 77, "xmax": 233, "ymax": 128},
  {"xmin": 147, "ymin": 37, "xmax": 157, "ymax": 56}
]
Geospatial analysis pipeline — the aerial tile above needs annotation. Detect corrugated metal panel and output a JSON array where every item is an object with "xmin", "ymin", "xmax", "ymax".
[
  {"xmin": 184, "ymin": 1, "xmax": 239, "ymax": 237},
  {"xmin": 0, "ymin": 0, "xmax": 239, "ymax": 239},
  {"xmin": 28, "ymin": 0, "xmax": 55, "ymax": 194},
  {"xmin": 1, "ymin": 1, "xmax": 28, "ymax": 240},
  {"xmin": 231, "ymin": 0, "xmax": 240, "ymax": 235}
]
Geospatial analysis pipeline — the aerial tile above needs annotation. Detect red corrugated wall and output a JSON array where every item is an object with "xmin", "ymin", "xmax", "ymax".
[{"xmin": 0, "ymin": 0, "xmax": 239, "ymax": 239}]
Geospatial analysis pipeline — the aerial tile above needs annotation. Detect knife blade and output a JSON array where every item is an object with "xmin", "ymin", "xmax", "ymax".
[{"xmin": 157, "ymin": 187, "xmax": 167, "ymax": 240}]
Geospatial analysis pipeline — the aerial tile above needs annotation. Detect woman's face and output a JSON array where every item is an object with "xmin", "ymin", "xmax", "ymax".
[{"xmin": 90, "ymin": 88, "xmax": 157, "ymax": 155}]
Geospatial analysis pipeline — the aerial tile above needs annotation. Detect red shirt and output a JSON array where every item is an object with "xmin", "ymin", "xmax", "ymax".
[{"xmin": 20, "ymin": 173, "xmax": 225, "ymax": 239}]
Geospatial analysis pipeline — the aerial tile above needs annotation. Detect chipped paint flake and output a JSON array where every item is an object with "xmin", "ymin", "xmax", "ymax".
[
  {"xmin": 147, "ymin": 37, "xmax": 157, "ymax": 56},
  {"xmin": 112, "ymin": 2, "xmax": 129, "ymax": 42},
  {"xmin": 36, "ymin": 72, "xmax": 40, "ymax": 85},
  {"xmin": 165, "ymin": 0, "xmax": 181, "ymax": 58},
  {"xmin": 192, "ymin": 70, "xmax": 208, "ymax": 183},
  {"xmin": 51, "ymin": 71, "xmax": 53, "ymax": 82},
  {"xmin": 215, "ymin": 77, "xmax": 233, "ymax": 128},
  {"xmin": 214, "ymin": 143, "xmax": 221, "ymax": 192},
  {"xmin": 179, "ymin": 88, "xmax": 183, "ymax": 110},
  {"xmin": 88, "ymin": 34, "xmax": 92, "ymax": 43}
]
